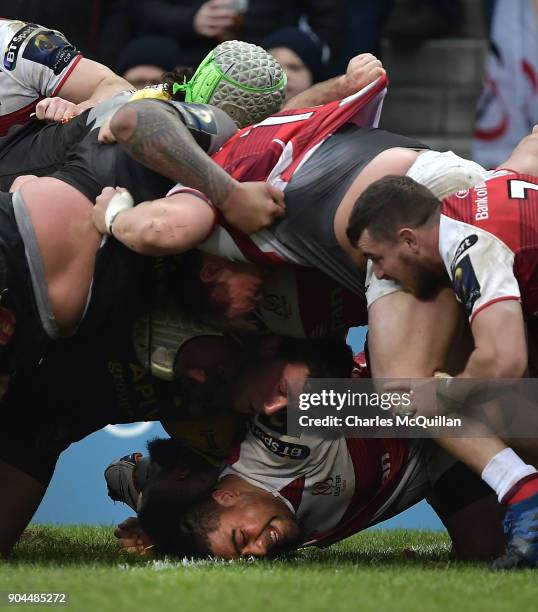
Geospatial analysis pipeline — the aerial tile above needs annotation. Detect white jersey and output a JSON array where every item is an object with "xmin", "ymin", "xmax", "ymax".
[
  {"xmin": 222, "ymin": 413, "xmax": 408, "ymax": 546},
  {"xmin": 438, "ymin": 171, "xmax": 536, "ymax": 323},
  {"xmin": 0, "ymin": 19, "xmax": 81, "ymax": 135}
]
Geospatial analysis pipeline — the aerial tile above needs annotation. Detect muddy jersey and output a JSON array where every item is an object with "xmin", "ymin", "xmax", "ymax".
[
  {"xmin": 0, "ymin": 19, "xmax": 82, "ymax": 135},
  {"xmin": 256, "ymin": 266, "xmax": 368, "ymax": 338},
  {"xmin": 170, "ymin": 76, "xmax": 428, "ymax": 296},
  {"xmin": 439, "ymin": 171, "xmax": 538, "ymax": 323},
  {"xmin": 222, "ymin": 412, "xmax": 408, "ymax": 546}
]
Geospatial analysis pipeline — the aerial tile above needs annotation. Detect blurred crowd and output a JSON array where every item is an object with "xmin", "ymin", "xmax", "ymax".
[
  {"xmin": 0, "ymin": 1, "xmax": 479, "ymax": 94},
  {"xmin": 1, "ymin": 1, "xmax": 536, "ymax": 166}
]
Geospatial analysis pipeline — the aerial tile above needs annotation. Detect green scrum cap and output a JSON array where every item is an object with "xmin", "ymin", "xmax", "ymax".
[{"xmin": 173, "ymin": 40, "xmax": 287, "ymax": 128}]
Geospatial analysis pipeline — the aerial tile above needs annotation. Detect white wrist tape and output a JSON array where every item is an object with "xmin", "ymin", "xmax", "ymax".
[{"xmin": 104, "ymin": 191, "xmax": 134, "ymax": 234}]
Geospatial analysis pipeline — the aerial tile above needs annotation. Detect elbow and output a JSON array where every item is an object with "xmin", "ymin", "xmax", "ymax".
[
  {"xmin": 476, "ymin": 351, "xmax": 527, "ymax": 379},
  {"xmin": 110, "ymin": 101, "xmax": 150, "ymax": 143}
]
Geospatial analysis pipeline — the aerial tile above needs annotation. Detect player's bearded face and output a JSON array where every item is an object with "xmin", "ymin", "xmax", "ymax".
[{"xmin": 397, "ymin": 253, "xmax": 447, "ymax": 299}]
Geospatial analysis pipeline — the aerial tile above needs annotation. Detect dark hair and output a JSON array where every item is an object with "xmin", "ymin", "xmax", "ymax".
[
  {"xmin": 138, "ymin": 488, "xmax": 223, "ymax": 558},
  {"xmin": 174, "ymin": 250, "xmax": 228, "ymax": 319},
  {"xmin": 275, "ymin": 335, "xmax": 354, "ymax": 379},
  {"xmin": 161, "ymin": 67, "xmax": 195, "ymax": 101},
  {"xmin": 346, "ymin": 175, "xmax": 440, "ymax": 247}
]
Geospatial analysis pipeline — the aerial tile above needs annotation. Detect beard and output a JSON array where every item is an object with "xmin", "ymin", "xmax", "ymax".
[{"xmin": 398, "ymin": 254, "xmax": 448, "ymax": 300}]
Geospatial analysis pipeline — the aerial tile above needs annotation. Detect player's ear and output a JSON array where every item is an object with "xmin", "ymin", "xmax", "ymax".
[
  {"xmin": 399, "ymin": 228, "xmax": 419, "ymax": 252},
  {"xmin": 212, "ymin": 488, "xmax": 240, "ymax": 507}
]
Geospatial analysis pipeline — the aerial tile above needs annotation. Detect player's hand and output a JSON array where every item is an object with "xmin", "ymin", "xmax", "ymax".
[
  {"xmin": 98, "ymin": 118, "xmax": 116, "ymax": 144},
  {"xmin": 383, "ymin": 377, "xmax": 448, "ymax": 418},
  {"xmin": 339, "ymin": 53, "xmax": 386, "ymax": 98},
  {"xmin": 220, "ymin": 181, "xmax": 286, "ymax": 234},
  {"xmin": 193, "ymin": 0, "xmax": 237, "ymax": 38},
  {"xmin": 93, "ymin": 186, "xmax": 132, "ymax": 235},
  {"xmin": 35, "ymin": 97, "xmax": 81, "ymax": 123},
  {"xmin": 114, "ymin": 517, "xmax": 154, "ymax": 556}
]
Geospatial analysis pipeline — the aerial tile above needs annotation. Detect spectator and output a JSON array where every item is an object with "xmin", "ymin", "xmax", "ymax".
[
  {"xmin": 116, "ymin": 36, "xmax": 183, "ymax": 89},
  {"xmin": 264, "ymin": 27, "xmax": 324, "ymax": 101},
  {"xmin": 384, "ymin": 0, "xmax": 463, "ymax": 44},
  {"xmin": 0, "ymin": 0, "xmax": 105, "ymax": 57},
  {"xmin": 126, "ymin": 0, "xmax": 348, "ymax": 73}
]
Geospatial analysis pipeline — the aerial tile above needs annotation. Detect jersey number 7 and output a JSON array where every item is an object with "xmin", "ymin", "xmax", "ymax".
[{"xmin": 508, "ymin": 179, "xmax": 538, "ymax": 199}]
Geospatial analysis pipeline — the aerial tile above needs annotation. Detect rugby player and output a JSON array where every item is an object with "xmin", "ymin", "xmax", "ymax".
[
  {"xmin": 92, "ymin": 71, "xmax": 486, "ymax": 385},
  {"xmin": 0, "ymin": 40, "xmax": 297, "ymax": 374},
  {"xmin": 0, "ymin": 44, "xmax": 387, "ymax": 373},
  {"xmin": 345, "ymin": 128, "xmax": 538, "ymax": 568},
  {"xmin": 93, "ymin": 89, "xmax": 538, "ymax": 568},
  {"xmin": 111, "ymin": 412, "xmax": 506, "ymax": 563},
  {"xmin": 0, "ymin": 18, "xmax": 132, "ymax": 133},
  {"xmin": 0, "ymin": 295, "xmax": 353, "ymax": 557}
]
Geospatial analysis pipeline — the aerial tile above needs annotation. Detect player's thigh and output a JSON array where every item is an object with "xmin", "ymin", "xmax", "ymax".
[{"xmin": 367, "ymin": 287, "xmax": 466, "ymax": 377}]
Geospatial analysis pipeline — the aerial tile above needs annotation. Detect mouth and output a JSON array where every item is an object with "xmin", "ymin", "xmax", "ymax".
[
  {"xmin": 269, "ymin": 525, "xmax": 280, "ymax": 546},
  {"xmin": 266, "ymin": 521, "xmax": 283, "ymax": 553}
]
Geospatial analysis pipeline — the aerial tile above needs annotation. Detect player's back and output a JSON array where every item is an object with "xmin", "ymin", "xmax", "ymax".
[{"xmin": 443, "ymin": 172, "xmax": 538, "ymax": 291}]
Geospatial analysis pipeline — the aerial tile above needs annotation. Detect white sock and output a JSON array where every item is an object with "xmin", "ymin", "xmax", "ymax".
[{"xmin": 481, "ymin": 448, "xmax": 537, "ymax": 503}]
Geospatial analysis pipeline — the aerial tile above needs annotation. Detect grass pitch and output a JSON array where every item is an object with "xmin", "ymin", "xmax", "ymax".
[{"xmin": 1, "ymin": 526, "xmax": 536, "ymax": 612}]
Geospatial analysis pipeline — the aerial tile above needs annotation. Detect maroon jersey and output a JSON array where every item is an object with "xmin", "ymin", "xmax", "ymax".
[
  {"xmin": 258, "ymin": 266, "xmax": 368, "ymax": 338},
  {"xmin": 211, "ymin": 76, "xmax": 388, "ymax": 185}
]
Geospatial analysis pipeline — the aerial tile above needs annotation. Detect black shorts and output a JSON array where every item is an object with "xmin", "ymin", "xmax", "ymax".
[
  {"xmin": 0, "ymin": 113, "xmax": 92, "ymax": 191},
  {"xmin": 429, "ymin": 460, "xmax": 495, "ymax": 522}
]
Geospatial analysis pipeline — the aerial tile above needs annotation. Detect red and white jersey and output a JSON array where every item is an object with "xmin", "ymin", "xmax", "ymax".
[
  {"xmin": 439, "ymin": 171, "xmax": 538, "ymax": 322},
  {"xmin": 0, "ymin": 19, "xmax": 82, "ymax": 135},
  {"xmin": 168, "ymin": 76, "xmax": 388, "ymax": 266},
  {"xmin": 222, "ymin": 411, "xmax": 408, "ymax": 547},
  {"xmin": 257, "ymin": 266, "xmax": 367, "ymax": 338}
]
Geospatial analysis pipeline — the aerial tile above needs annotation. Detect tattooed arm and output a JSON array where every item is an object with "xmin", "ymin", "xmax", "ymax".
[{"xmin": 109, "ymin": 100, "xmax": 285, "ymax": 234}]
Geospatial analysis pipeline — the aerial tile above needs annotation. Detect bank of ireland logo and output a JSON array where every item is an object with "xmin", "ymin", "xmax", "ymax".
[{"xmin": 105, "ymin": 422, "xmax": 154, "ymax": 438}]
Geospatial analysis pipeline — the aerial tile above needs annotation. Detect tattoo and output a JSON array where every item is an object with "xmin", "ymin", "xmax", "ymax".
[{"xmin": 113, "ymin": 100, "xmax": 234, "ymax": 206}]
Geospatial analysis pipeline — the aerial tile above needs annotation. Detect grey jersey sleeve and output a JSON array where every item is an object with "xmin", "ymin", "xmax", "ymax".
[
  {"xmin": 168, "ymin": 101, "xmax": 237, "ymax": 154},
  {"xmin": 87, "ymin": 96, "xmax": 237, "ymax": 155}
]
